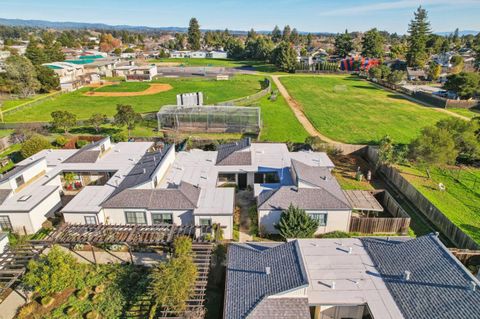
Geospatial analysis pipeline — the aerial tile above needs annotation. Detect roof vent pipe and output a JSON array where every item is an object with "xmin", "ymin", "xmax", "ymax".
[
  {"xmin": 331, "ymin": 281, "xmax": 336, "ymax": 289},
  {"xmin": 403, "ymin": 271, "xmax": 411, "ymax": 281},
  {"xmin": 143, "ymin": 168, "xmax": 146, "ymax": 174},
  {"xmin": 265, "ymin": 267, "xmax": 271, "ymax": 275},
  {"xmin": 348, "ymin": 247, "xmax": 353, "ymax": 254},
  {"xmin": 470, "ymin": 281, "xmax": 477, "ymax": 292}
]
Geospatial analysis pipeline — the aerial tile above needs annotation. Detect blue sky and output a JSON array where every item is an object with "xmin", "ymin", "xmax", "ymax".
[{"xmin": 1, "ymin": 0, "xmax": 479, "ymax": 34}]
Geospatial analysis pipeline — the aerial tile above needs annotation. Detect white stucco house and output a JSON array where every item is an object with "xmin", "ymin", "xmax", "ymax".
[
  {"xmin": 43, "ymin": 62, "xmax": 85, "ymax": 91},
  {"xmin": 0, "ymin": 138, "xmax": 361, "ymax": 240}
]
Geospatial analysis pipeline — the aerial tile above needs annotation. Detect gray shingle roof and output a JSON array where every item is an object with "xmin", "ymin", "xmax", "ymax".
[
  {"xmin": 102, "ymin": 182, "xmax": 200, "ymax": 210},
  {"xmin": 63, "ymin": 137, "xmax": 109, "ymax": 164},
  {"xmin": 0, "ymin": 189, "xmax": 12, "ymax": 205},
  {"xmin": 257, "ymin": 186, "xmax": 351, "ymax": 211},
  {"xmin": 362, "ymin": 234, "xmax": 480, "ymax": 319},
  {"xmin": 291, "ymin": 159, "xmax": 350, "ymax": 207},
  {"xmin": 110, "ymin": 144, "xmax": 173, "ymax": 196},
  {"xmin": 216, "ymin": 138, "xmax": 251, "ymax": 165},
  {"xmin": 247, "ymin": 297, "xmax": 310, "ymax": 319},
  {"xmin": 224, "ymin": 241, "xmax": 309, "ymax": 319}
]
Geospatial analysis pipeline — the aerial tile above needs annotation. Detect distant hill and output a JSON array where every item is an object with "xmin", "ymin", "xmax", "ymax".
[
  {"xmin": 0, "ymin": 17, "xmax": 332, "ymax": 36},
  {"xmin": 435, "ymin": 30, "xmax": 479, "ymax": 36}
]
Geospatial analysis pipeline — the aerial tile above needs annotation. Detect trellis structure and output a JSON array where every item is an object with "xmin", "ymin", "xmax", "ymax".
[
  {"xmin": 32, "ymin": 223, "xmax": 217, "ymax": 246},
  {"xmin": 157, "ymin": 105, "xmax": 261, "ymax": 133},
  {"xmin": 0, "ymin": 243, "xmax": 45, "ymax": 301}
]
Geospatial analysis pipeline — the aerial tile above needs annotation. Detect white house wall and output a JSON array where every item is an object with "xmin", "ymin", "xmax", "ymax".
[
  {"xmin": 4, "ymin": 189, "xmax": 61, "ymax": 234},
  {"xmin": 258, "ymin": 209, "xmax": 351, "ymax": 235},
  {"xmin": 103, "ymin": 208, "xmax": 193, "ymax": 225},
  {"xmin": 194, "ymin": 214, "xmax": 233, "ymax": 240}
]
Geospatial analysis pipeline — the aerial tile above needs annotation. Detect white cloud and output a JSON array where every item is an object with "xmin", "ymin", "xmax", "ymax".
[{"xmin": 317, "ymin": 0, "xmax": 479, "ymax": 16}]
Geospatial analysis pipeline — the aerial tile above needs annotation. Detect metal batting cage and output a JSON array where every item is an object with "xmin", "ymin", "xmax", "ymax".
[{"xmin": 157, "ymin": 105, "xmax": 261, "ymax": 133}]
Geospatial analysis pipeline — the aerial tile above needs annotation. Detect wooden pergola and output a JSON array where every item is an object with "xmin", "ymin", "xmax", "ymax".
[
  {"xmin": 0, "ymin": 243, "xmax": 46, "ymax": 302},
  {"xmin": 34, "ymin": 223, "xmax": 217, "ymax": 246}
]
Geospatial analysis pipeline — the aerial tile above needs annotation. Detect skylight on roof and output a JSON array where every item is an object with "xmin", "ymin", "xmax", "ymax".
[{"xmin": 18, "ymin": 195, "xmax": 32, "ymax": 202}]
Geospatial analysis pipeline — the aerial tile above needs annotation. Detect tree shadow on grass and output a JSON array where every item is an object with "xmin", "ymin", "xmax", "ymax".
[
  {"xmin": 69, "ymin": 126, "xmax": 121, "ymax": 135},
  {"xmin": 352, "ymin": 85, "xmax": 381, "ymax": 91}
]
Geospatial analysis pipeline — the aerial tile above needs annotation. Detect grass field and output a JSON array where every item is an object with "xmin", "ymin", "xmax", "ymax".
[
  {"xmin": 447, "ymin": 107, "xmax": 480, "ymax": 119},
  {"xmin": 94, "ymin": 82, "xmax": 150, "ymax": 92},
  {"xmin": 1, "ymin": 93, "xmax": 49, "ymax": 111},
  {"xmin": 280, "ymin": 75, "xmax": 452, "ymax": 144},
  {"xmin": 245, "ymin": 81, "xmax": 310, "ymax": 143},
  {"xmin": 148, "ymin": 58, "xmax": 277, "ymax": 72},
  {"xmin": 397, "ymin": 164, "xmax": 480, "ymax": 244},
  {"xmin": 3, "ymin": 75, "xmax": 263, "ymax": 122}
]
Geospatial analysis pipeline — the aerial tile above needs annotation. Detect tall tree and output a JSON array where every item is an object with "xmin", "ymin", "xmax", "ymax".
[
  {"xmin": 4, "ymin": 55, "xmax": 40, "ymax": 97},
  {"xmin": 306, "ymin": 33, "xmax": 313, "ymax": 47},
  {"xmin": 406, "ymin": 6, "xmax": 431, "ymax": 68},
  {"xmin": 272, "ymin": 41, "xmax": 298, "ymax": 72},
  {"xmin": 282, "ymin": 25, "xmax": 291, "ymax": 42},
  {"xmin": 187, "ymin": 18, "xmax": 201, "ymax": 50},
  {"xmin": 334, "ymin": 30, "xmax": 353, "ymax": 58},
  {"xmin": 50, "ymin": 110, "xmax": 77, "ymax": 133},
  {"xmin": 114, "ymin": 104, "xmax": 142, "ymax": 137},
  {"xmin": 35, "ymin": 65, "xmax": 60, "ymax": 92},
  {"xmin": 25, "ymin": 38, "xmax": 47, "ymax": 65},
  {"xmin": 99, "ymin": 33, "xmax": 122, "ymax": 52},
  {"xmin": 290, "ymin": 28, "xmax": 300, "ymax": 45},
  {"xmin": 361, "ymin": 28, "xmax": 385, "ymax": 58},
  {"xmin": 271, "ymin": 25, "xmax": 282, "ymax": 43}
]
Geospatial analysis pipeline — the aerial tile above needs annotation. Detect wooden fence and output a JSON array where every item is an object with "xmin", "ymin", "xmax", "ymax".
[
  {"xmin": 366, "ymin": 146, "xmax": 480, "ymax": 249},
  {"xmin": 349, "ymin": 217, "xmax": 410, "ymax": 234},
  {"xmin": 349, "ymin": 190, "xmax": 411, "ymax": 234}
]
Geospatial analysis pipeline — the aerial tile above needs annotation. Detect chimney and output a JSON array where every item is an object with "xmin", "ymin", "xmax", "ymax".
[
  {"xmin": 265, "ymin": 267, "xmax": 271, "ymax": 275},
  {"xmin": 470, "ymin": 281, "xmax": 477, "ymax": 292},
  {"xmin": 403, "ymin": 271, "xmax": 411, "ymax": 281}
]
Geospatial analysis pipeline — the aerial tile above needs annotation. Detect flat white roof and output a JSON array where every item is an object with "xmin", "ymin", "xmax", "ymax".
[
  {"xmin": 295, "ymin": 238, "xmax": 404, "ymax": 319},
  {"xmin": 3, "ymin": 142, "xmax": 154, "ymax": 213}
]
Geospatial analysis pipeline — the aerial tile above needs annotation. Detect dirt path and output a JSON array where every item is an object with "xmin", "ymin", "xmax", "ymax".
[
  {"xmin": 84, "ymin": 83, "xmax": 173, "ymax": 97},
  {"xmin": 271, "ymin": 75, "xmax": 347, "ymax": 145}
]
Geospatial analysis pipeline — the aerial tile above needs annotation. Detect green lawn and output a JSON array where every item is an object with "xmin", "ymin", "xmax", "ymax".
[
  {"xmin": 1, "ymin": 93, "xmax": 49, "ymax": 111},
  {"xmin": 94, "ymin": 82, "xmax": 150, "ymax": 92},
  {"xmin": 397, "ymin": 164, "xmax": 480, "ymax": 244},
  {"xmin": 4, "ymin": 75, "xmax": 263, "ymax": 122},
  {"xmin": 148, "ymin": 58, "xmax": 278, "ymax": 72},
  {"xmin": 280, "ymin": 75, "xmax": 452, "ymax": 144},
  {"xmin": 245, "ymin": 80, "xmax": 310, "ymax": 143},
  {"xmin": 447, "ymin": 107, "xmax": 480, "ymax": 119}
]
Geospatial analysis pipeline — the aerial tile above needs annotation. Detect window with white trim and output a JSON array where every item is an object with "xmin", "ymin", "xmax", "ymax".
[
  {"xmin": 0, "ymin": 216, "xmax": 12, "ymax": 231},
  {"xmin": 152, "ymin": 213, "xmax": 173, "ymax": 225},
  {"xmin": 309, "ymin": 212, "xmax": 328, "ymax": 226},
  {"xmin": 84, "ymin": 216, "xmax": 97, "ymax": 225},
  {"xmin": 125, "ymin": 211, "xmax": 147, "ymax": 225}
]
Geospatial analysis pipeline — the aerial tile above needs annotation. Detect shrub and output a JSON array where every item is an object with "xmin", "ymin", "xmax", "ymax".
[
  {"xmin": 55, "ymin": 136, "xmax": 68, "ymax": 147},
  {"xmin": 275, "ymin": 205, "xmax": 319, "ymax": 239},
  {"xmin": 316, "ymin": 231, "xmax": 352, "ymax": 238},
  {"xmin": 174, "ymin": 236, "xmax": 193, "ymax": 257},
  {"xmin": 20, "ymin": 134, "xmax": 52, "ymax": 158},
  {"xmin": 17, "ymin": 303, "xmax": 36, "ymax": 319},
  {"xmin": 94, "ymin": 284, "xmax": 105, "ymax": 293},
  {"xmin": 111, "ymin": 132, "xmax": 128, "ymax": 143},
  {"xmin": 65, "ymin": 306, "xmax": 79, "ymax": 316},
  {"xmin": 150, "ymin": 255, "xmax": 197, "ymax": 313},
  {"xmin": 85, "ymin": 310, "xmax": 100, "ymax": 319},
  {"xmin": 41, "ymin": 296, "xmax": 55, "ymax": 307},
  {"xmin": 23, "ymin": 245, "xmax": 82, "ymax": 297},
  {"xmin": 76, "ymin": 289, "xmax": 89, "ymax": 300},
  {"xmin": 76, "ymin": 139, "xmax": 89, "ymax": 149}
]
